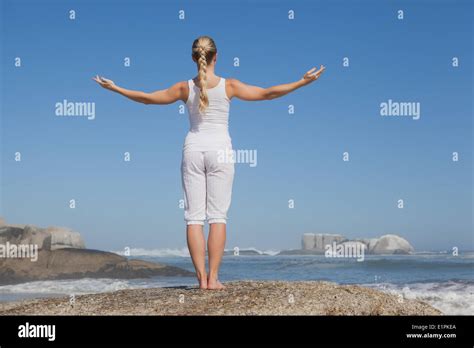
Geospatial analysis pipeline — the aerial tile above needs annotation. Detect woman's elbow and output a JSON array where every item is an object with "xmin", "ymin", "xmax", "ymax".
[
  {"xmin": 141, "ymin": 94, "xmax": 153, "ymax": 105},
  {"xmin": 264, "ymin": 91, "xmax": 278, "ymax": 100},
  {"xmin": 260, "ymin": 89, "xmax": 271, "ymax": 100}
]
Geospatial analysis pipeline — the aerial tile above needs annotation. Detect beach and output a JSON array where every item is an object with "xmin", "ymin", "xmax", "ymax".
[{"xmin": 0, "ymin": 280, "xmax": 440, "ymax": 315}]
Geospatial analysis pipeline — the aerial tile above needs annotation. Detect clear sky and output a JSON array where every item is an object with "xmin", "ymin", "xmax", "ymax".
[{"xmin": 1, "ymin": 0, "xmax": 472, "ymax": 251}]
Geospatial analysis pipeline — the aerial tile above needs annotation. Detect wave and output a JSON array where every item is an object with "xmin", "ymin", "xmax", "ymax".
[
  {"xmin": 225, "ymin": 247, "xmax": 280, "ymax": 256},
  {"xmin": 112, "ymin": 247, "xmax": 191, "ymax": 257},
  {"xmin": 361, "ymin": 258, "xmax": 473, "ymax": 269},
  {"xmin": 0, "ymin": 277, "xmax": 195, "ymax": 300},
  {"xmin": 111, "ymin": 247, "xmax": 280, "ymax": 257},
  {"xmin": 362, "ymin": 280, "xmax": 474, "ymax": 315},
  {"xmin": 0, "ymin": 278, "xmax": 142, "ymax": 295}
]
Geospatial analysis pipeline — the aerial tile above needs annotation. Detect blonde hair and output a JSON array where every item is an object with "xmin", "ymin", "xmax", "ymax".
[{"xmin": 192, "ymin": 36, "xmax": 217, "ymax": 113}]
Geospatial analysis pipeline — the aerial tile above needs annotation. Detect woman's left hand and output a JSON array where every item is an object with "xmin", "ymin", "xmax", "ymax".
[
  {"xmin": 92, "ymin": 75, "xmax": 116, "ymax": 90},
  {"xmin": 302, "ymin": 65, "xmax": 325, "ymax": 84}
]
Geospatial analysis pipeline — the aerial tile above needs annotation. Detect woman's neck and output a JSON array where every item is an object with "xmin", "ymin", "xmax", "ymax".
[{"xmin": 197, "ymin": 64, "xmax": 216, "ymax": 78}]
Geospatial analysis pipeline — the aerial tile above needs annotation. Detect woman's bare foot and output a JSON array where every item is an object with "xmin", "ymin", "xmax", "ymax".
[{"xmin": 207, "ymin": 277, "xmax": 225, "ymax": 290}]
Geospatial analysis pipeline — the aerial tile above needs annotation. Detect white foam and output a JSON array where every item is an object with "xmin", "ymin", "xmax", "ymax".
[
  {"xmin": 229, "ymin": 247, "xmax": 280, "ymax": 256},
  {"xmin": 110, "ymin": 247, "xmax": 280, "ymax": 257},
  {"xmin": 0, "ymin": 278, "xmax": 149, "ymax": 296},
  {"xmin": 111, "ymin": 247, "xmax": 191, "ymax": 257},
  {"xmin": 364, "ymin": 281, "xmax": 474, "ymax": 315}
]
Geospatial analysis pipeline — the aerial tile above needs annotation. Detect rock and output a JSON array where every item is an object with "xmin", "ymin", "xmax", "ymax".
[
  {"xmin": 315, "ymin": 234, "xmax": 324, "ymax": 250},
  {"xmin": 302, "ymin": 234, "xmax": 347, "ymax": 252},
  {"xmin": 45, "ymin": 226, "xmax": 85, "ymax": 250},
  {"xmin": 366, "ymin": 238, "xmax": 379, "ymax": 253},
  {"xmin": 0, "ymin": 225, "xmax": 51, "ymax": 250},
  {"xmin": 0, "ymin": 221, "xmax": 192, "ymax": 285},
  {"xmin": 356, "ymin": 238, "xmax": 379, "ymax": 253},
  {"xmin": 299, "ymin": 233, "xmax": 414, "ymax": 255},
  {"xmin": 304, "ymin": 234, "xmax": 347, "ymax": 253},
  {"xmin": 371, "ymin": 234, "xmax": 414, "ymax": 255},
  {"xmin": 0, "ymin": 281, "xmax": 442, "ymax": 315},
  {"xmin": 0, "ymin": 224, "xmax": 85, "ymax": 251},
  {"xmin": 0, "ymin": 248, "xmax": 193, "ymax": 285},
  {"xmin": 320, "ymin": 234, "xmax": 346, "ymax": 251},
  {"xmin": 338, "ymin": 241, "xmax": 367, "ymax": 255},
  {"xmin": 302, "ymin": 233, "xmax": 315, "ymax": 250},
  {"xmin": 0, "ymin": 217, "xmax": 25, "ymax": 229},
  {"xmin": 0, "ymin": 216, "xmax": 23, "ymax": 228}
]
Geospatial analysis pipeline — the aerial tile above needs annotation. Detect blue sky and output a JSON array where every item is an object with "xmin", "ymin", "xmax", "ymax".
[{"xmin": 1, "ymin": 0, "xmax": 472, "ymax": 251}]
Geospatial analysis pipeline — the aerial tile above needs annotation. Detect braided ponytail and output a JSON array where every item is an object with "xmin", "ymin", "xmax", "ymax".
[
  {"xmin": 197, "ymin": 46, "xmax": 209, "ymax": 113},
  {"xmin": 191, "ymin": 36, "xmax": 217, "ymax": 114}
]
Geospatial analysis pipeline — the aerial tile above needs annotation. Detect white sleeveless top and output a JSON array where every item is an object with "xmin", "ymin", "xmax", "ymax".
[{"xmin": 183, "ymin": 77, "xmax": 232, "ymax": 153}]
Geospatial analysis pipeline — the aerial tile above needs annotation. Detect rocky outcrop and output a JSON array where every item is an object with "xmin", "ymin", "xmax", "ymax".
[
  {"xmin": 0, "ymin": 221, "xmax": 85, "ymax": 251},
  {"xmin": 339, "ymin": 241, "xmax": 367, "ymax": 252},
  {"xmin": 357, "ymin": 238, "xmax": 379, "ymax": 253},
  {"xmin": 298, "ymin": 233, "xmax": 414, "ymax": 255},
  {"xmin": 0, "ymin": 248, "xmax": 193, "ymax": 285},
  {"xmin": 302, "ymin": 233, "xmax": 316, "ymax": 249},
  {"xmin": 302, "ymin": 233, "xmax": 346, "ymax": 252},
  {"xmin": 371, "ymin": 234, "xmax": 414, "ymax": 255},
  {"xmin": 0, "ymin": 225, "xmax": 52, "ymax": 250},
  {"xmin": 0, "ymin": 281, "xmax": 441, "ymax": 315},
  {"xmin": 0, "ymin": 218, "xmax": 193, "ymax": 285},
  {"xmin": 44, "ymin": 226, "xmax": 85, "ymax": 250}
]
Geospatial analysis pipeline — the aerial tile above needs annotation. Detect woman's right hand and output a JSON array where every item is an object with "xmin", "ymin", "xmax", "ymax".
[
  {"xmin": 92, "ymin": 75, "xmax": 116, "ymax": 91},
  {"xmin": 302, "ymin": 65, "xmax": 325, "ymax": 84}
]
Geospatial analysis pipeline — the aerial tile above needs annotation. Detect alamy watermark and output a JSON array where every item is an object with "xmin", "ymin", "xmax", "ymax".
[
  {"xmin": 325, "ymin": 241, "xmax": 365, "ymax": 262},
  {"xmin": 380, "ymin": 99, "xmax": 421, "ymax": 120},
  {"xmin": 18, "ymin": 322, "xmax": 55, "ymax": 341},
  {"xmin": 0, "ymin": 242, "xmax": 38, "ymax": 262},
  {"xmin": 55, "ymin": 99, "xmax": 95, "ymax": 120},
  {"xmin": 217, "ymin": 148, "xmax": 257, "ymax": 167}
]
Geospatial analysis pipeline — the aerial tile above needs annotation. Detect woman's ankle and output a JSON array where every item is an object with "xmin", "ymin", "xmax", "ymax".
[
  {"xmin": 196, "ymin": 270, "xmax": 207, "ymax": 281},
  {"xmin": 207, "ymin": 273, "xmax": 219, "ymax": 282}
]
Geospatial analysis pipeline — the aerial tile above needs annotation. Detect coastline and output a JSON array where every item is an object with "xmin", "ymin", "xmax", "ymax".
[{"xmin": 0, "ymin": 280, "xmax": 441, "ymax": 315}]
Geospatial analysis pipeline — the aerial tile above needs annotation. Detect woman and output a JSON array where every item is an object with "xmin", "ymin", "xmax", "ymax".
[{"xmin": 93, "ymin": 35, "xmax": 325, "ymax": 290}]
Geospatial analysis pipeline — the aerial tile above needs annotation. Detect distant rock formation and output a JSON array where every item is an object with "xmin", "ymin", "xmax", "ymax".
[
  {"xmin": 370, "ymin": 234, "xmax": 414, "ymax": 255},
  {"xmin": 302, "ymin": 233, "xmax": 346, "ymax": 252},
  {"xmin": 0, "ymin": 218, "xmax": 193, "ymax": 285},
  {"xmin": 299, "ymin": 233, "xmax": 414, "ymax": 255},
  {"xmin": 0, "ymin": 223, "xmax": 85, "ymax": 251}
]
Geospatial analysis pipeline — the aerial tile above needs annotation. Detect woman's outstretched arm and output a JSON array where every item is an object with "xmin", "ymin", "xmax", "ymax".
[
  {"xmin": 92, "ymin": 76, "xmax": 187, "ymax": 105},
  {"xmin": 228, "ymin": 65, "xmax": 325, "ymax": 101}
]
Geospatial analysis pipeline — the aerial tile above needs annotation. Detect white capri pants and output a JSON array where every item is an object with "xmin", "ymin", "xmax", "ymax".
[{"xmin": 181, "ymin": 150, "xmax": 235, "ymax": 225}]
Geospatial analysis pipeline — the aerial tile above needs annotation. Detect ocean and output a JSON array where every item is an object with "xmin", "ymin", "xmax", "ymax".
[{"xmin": 1, "ymin": 248, "xmax": 473, "ymax": 315}]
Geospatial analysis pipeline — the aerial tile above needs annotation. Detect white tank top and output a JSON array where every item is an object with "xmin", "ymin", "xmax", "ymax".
[{"xmin": 183, "ymin": 77, "xmax": 232, "ymax": 152}]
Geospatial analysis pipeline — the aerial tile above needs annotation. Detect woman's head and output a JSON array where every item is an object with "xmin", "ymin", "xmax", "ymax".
[{"xmin": 192, "ymin": 36, "xmax": 217, "ymax": 113}]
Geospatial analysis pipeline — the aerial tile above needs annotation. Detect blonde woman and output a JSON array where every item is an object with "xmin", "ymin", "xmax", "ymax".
[{"xmin": 93, "ymin": 35, "xmax": 325, "ymax": 290}]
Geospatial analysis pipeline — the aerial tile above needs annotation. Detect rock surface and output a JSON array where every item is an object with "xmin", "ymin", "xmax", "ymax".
[
  {"xmin": 0, "ymin": 281, "xmax": 441, "ymax": 315},
  {"xmin": 302, "ymin": 233, "xmax": 346, "ymax": 252},
  {"xmin": 45, "ymin": 226, "xmax": 85, "ymax": 250},
  {"xmin": 0, "ymin": 221, "xmax": 85, "ymax": 251},
  {"xmin": 0, "ymin": 248, "xmax": 193, "ymax": 285},
  {"xmin": 302, "ymin": 233, "xmax": 316, "ymax": 249},
  {"xmin": 299, "ymin": 233, "xmax": 414, "ymax": 255},
  {"xmin": 0, "ymin": 225, "xmax": 52, "ymax": 250},
  {"xmin": 371, "ymin": 234, "xmax": 414, "ymax": 255}
]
